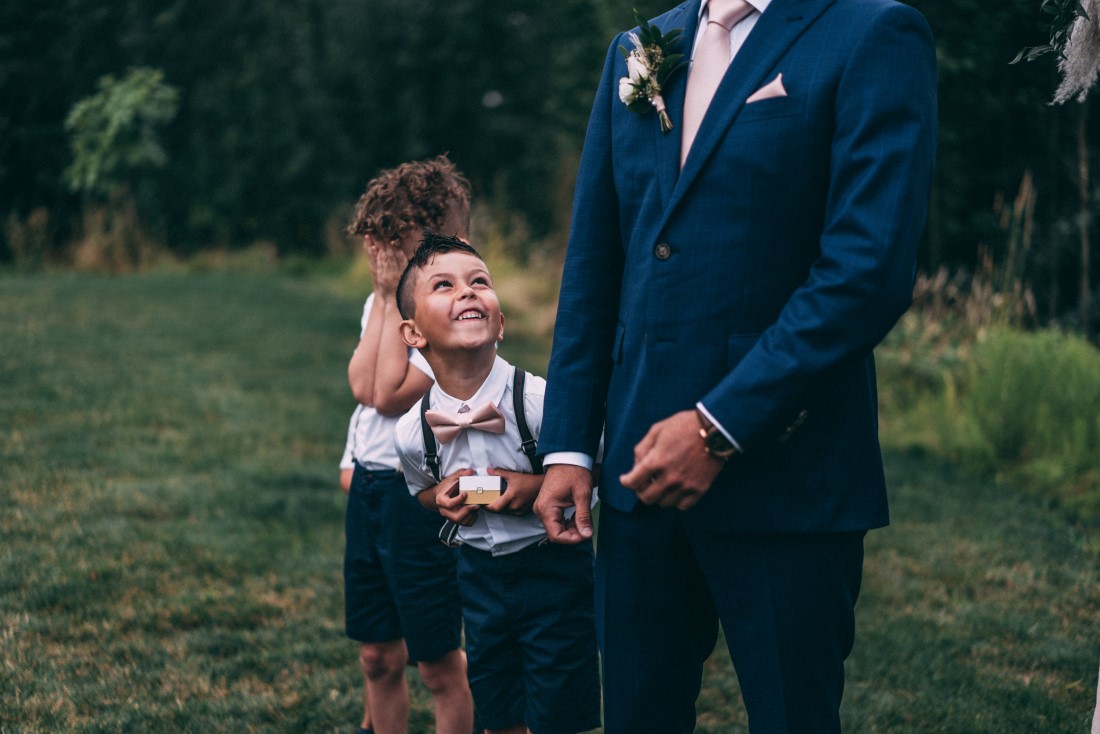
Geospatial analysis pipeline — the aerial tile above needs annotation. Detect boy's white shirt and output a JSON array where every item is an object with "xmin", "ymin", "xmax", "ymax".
[
  {"xmin": 396, "ymin": 355, "xmax": 597, "ymax": 556},
  {"xmin": 341, "ymin": 293, "xmax": 433, "ymax": 470}
]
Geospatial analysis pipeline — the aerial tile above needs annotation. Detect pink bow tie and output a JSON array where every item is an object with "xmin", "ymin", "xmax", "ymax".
[{"xmin": 424, "ymin": 402, "xmax": 506, "ymax": 443}]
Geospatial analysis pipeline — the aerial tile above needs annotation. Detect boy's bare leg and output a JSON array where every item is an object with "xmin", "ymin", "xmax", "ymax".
[
  {"xmin": 416, "ymin": 648, "xmax": 474, "ymax": 734},
  {"xmin": 358, "ymin": 680, "xmax": 372, "ymax": 731},
  {"xmin": 360, "ymin": 640, "xmax": 410, "ymax": 734}
]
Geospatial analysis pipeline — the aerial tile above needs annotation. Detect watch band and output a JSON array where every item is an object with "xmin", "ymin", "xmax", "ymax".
[{"xmin": 695, "ymin": 409, "xmax": 738, "ymax": 460}]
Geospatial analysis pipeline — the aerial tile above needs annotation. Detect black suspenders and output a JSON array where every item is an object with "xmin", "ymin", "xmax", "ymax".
[
  {"xmin": 420, "ymin": 367, "xmax": 542, "ymax": 546},
  {"xmin": 511, "ymin": 367, "xmax": 543, "ymax": 475}
]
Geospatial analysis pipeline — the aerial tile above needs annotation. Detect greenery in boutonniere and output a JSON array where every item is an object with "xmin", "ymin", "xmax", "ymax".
[
  {"xmin": 617, "ymin": 9, "xmax": 688, "ymax": 133},
  {"xmin": 1012, "ymin": 0, "xmax": 1100, "ymax": 103}
]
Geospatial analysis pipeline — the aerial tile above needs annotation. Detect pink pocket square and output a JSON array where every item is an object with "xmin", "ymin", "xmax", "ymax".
[{"xmin": 746, "ymin": 73, "xmax": 788, "ymax": 103}]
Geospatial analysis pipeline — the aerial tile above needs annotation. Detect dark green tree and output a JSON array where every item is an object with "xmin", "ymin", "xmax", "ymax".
[
  {"xmin": 903, "ymin": 0, "xmax": 1096, "ymax": 329},
  {"xmin": 1, "ymin": 0, "xmax": 1094, "ymax": 300},
  {"xmin": 343, "ymin": 0, "xmax": 607, "ymax": 242},
  {"xmin": 65, "ymin": 67, "xmax": 179, "ymax": 198}
]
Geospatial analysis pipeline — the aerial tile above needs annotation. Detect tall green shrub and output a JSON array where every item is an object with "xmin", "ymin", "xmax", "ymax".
[{"xmin": 966, "ymin": 329, "xmax": 1100, "ymax": 504}]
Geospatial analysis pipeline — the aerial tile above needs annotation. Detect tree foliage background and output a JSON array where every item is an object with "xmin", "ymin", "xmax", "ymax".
[{"xmin": 0, "ymin": 0, "xmax": 1097, "ymax": 330}]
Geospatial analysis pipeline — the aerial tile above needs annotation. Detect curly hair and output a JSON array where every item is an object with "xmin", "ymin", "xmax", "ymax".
[{"xmin": 346, "ymin": 154, "xmax": 471, "ymax": 241}]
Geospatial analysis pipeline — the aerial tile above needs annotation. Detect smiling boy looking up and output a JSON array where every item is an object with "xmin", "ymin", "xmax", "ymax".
[
  {"xmin": 341, "ymin": 155, "xmax": 473, "ymax": 734},
  {"xmin": 393, "ymin": 232, "xmax": 601, "ymax": 734}
]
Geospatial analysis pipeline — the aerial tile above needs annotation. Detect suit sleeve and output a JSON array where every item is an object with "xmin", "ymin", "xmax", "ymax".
[
  {"xmin": 701, "ymin": 4, "xmax": 937, "ymax": 451},
  {"xmin": 539, "ymin": 37, "xmax": 627, "ymax": 457}
]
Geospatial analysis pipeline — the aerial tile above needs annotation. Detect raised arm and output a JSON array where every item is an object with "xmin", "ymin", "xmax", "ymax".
[
  {"xmin": 348, "ymin": 241, "xmax": 387, "ymax": 405},
  {"xmin": 348, "ymin": 240, "xmax": 432, "ymax": 412},
  {"xmin": 370, "ymin": 244, "xmax": 432, "ymax": 416}
]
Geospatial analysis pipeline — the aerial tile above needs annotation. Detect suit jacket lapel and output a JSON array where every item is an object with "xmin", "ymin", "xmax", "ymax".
[
  {"xmin": 655, "ymin": 0, "xmax": 702, "ymax": 205},
  {"xmin": 663, "ymin": 0, "xmax": 834, "ymax": 218}
]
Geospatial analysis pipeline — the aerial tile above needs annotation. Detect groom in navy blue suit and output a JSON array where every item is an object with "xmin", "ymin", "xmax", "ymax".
[{"xmin": 533, "ymin": 0, "xmax": 936, "ymax": 731}]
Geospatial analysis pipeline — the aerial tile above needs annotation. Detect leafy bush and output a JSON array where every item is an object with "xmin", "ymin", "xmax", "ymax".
[
  {"xmin": 877, "ymin": 263, "xmax": 1099, "ymax": 527},
  {"xmin": 875, "ymin": 269, "xmax": 997, "ymax": 472},
  {"xmin": 965, "ymin": 328, "xmax": 1100, "ymax": 519}
]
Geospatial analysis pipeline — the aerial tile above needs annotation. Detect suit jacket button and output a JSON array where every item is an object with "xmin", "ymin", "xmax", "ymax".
[{"xmin": 654, "ymin": 242, "xmax": 672, "ymax": 260}]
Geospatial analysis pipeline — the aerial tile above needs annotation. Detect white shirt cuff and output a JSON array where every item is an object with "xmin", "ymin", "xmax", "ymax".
[
  {"xmin": 542, "ymin": 451, "xmax": 595, "ymax": 471},
  {"xmin": 695, "ymin": 402, "xmax": 743, "ymax": 452}
]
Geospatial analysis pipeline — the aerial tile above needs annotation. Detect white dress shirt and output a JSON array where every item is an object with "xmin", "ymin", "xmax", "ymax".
[{"xmin": 396, "ymin": 356, "xmax": 575, "ymax": 556}]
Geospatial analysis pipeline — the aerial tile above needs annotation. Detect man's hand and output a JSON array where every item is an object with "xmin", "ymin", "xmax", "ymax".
[
  {"xmin": 419, "ymin": 468, "xmax": 480, "ymax": 526},
  {"xmin": 484, "ymin": 467, "xmax": 541, "ymax": 516},
  {"xmin": 619, "ymin": 410, "xmax": 725, "ymax": 511},
  {"xmin": 533, "ymin": 464, "xmax": 594, "ymax": 544}
]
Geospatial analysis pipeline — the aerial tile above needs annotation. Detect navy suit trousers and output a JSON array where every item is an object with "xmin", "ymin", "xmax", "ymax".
[{"xmin": 596, "ymin": 503, "xmax": 865, "ymax": 734}]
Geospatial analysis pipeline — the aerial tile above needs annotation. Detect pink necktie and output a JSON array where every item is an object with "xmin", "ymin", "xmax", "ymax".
[
  {"xmin": 424, "ymin": 402, "xmax": 506, "ymax": 444},
  {"xmin": 681, "ymin": 0, "xmax": 754, "ymax": 167}
]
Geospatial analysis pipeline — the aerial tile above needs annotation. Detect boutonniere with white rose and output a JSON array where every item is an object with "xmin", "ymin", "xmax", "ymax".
[{"xmin": 618, "ymin": 10, "xmax": 688, "ymax": 133}]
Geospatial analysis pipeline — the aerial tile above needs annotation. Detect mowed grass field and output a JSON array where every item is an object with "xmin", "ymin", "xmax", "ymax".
[{"xmin": 2, "ymin": 271, "xmax": 1097, "ymax": 733}]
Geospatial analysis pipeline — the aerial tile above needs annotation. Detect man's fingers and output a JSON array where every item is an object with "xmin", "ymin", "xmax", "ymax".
[
  {"xmin": 622, "ymin": 410, "xmax": 725, "ymax": 507},
  {"xmin": 632, "ymin": 425, "xmax": 657, "ymax": 463},
  {"xmin": 654, "ymin": 482, "xmax": 689, "ymax": 508},
  {"xmin": 542, "ymin": 508, "xmax": 572, "ymax": 542},
  {"xmin": 571, "ymin": 503, "xmax": 594, "ymax": 539},
  {"xmin": 547, "ymin": 510, "xmax": 592, "ymax": 544},
  {"xmin": 619, "ymin": 453, "xmax": 654, "ymax": 491},
  {"xmin": 553, "ymin": 520, "xmax": 590, "ymax": 544},
  {"xmin": 545, "ymin": 485, "xmax": 593, "ymax": 543},
  {"xmin": 541, "ymin": 497, "xmax": 589, "ymax": 544},
  {"xmin": 622, "ymin": 423, "xmax": 663, "ymax": 490},
  {"xmin": 568, "ymin": 484, "xmax": 594, "ymax": 539},
  {"xmin": 534, "ymin": 464, "xmax": 593, "ymax": 544},
  {"xmin": 675, "ymin": 493, "xmax": 703, "ymax": 511}
]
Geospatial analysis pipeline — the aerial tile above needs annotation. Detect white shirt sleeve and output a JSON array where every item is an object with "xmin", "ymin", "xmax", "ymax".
[
  {"xmin": 409, "ymin": 347, "xmax": 433, "ymax": 380},
  {"xmin": 542, "ymin": 451, "xmax": 596, "ymax": 470},
  {"xmin": 394, "ymin": 407, "xmax": 435, "ymax": 494},
  {"xmin": 695, "ymin": 401, "xmax": 743, "ymax": 452},
  {"xmin": 339, "ymin": 409, "xmax": 356, "ymax": 470}
]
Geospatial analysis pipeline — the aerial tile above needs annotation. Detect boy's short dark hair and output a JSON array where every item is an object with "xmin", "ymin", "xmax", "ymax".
[
  {"xmin": 347, "ymin": 154, "xmax": 471, "ymax": 240},
  {"xmin": 396, "ymin": 231, "xmax": 484, "ymax": 319}
]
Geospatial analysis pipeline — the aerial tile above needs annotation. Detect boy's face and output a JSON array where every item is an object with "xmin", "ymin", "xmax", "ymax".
[{"xmin": 400, "ymin": 251, "xmax": 504, "ymax": 354}]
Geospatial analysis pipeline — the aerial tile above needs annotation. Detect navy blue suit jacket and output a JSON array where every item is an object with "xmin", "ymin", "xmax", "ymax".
[{"xmin": 540, "ymin": 0, "xmax": 937, "ymax": 533}]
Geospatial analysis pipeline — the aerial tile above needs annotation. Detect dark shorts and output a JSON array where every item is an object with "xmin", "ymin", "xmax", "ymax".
[
  {"xmin": 457, "ymin": 540, "xmax": 601, "ymax": 734},
  {"xmin": 343, "ymin": 463, "xmax": 462, "ymax": 663}
]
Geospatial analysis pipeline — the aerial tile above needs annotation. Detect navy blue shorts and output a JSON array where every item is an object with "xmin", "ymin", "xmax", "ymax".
[
  {"xmin": 343, "ymin": 464, "xmax": 462, "ymax": 663},
  {"xmin": 457, "ymin": 540, "xmax": 601, "ymax": 734}
]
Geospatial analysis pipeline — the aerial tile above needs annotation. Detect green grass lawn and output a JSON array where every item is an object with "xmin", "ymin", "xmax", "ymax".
[{"xmin": 2, "ymin": 271, "xmax": 1097, "ymax": 733}]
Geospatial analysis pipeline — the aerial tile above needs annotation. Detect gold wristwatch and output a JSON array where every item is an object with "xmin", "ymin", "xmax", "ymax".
[{"xmin": 696, "ymin": 409, "xmax": 738, "ymax": 460}]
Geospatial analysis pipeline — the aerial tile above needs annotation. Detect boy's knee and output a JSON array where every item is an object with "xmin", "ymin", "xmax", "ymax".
[
  {"xmin": 359, "ymin": 641, "xmax": 407, "ymax": 680},
  {"xmin": 416, "ymin": 649, "xmax": 467, "ymax": 694}
]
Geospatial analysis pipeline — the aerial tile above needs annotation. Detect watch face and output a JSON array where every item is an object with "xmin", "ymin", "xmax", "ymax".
[{"xmin": 704, "ymin": 428, "xmax": 735, "ymax": 457}]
